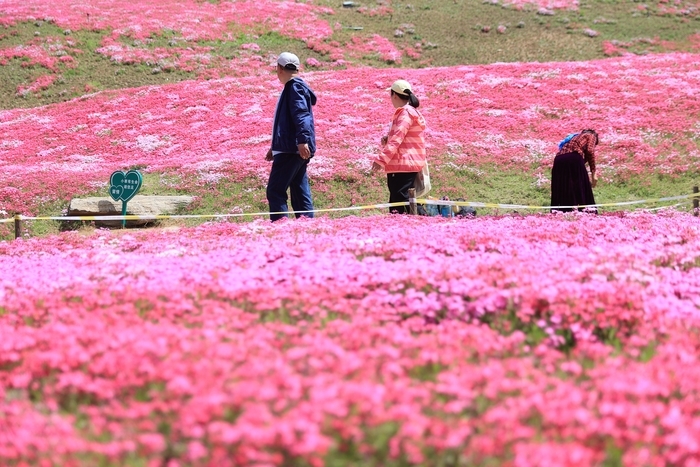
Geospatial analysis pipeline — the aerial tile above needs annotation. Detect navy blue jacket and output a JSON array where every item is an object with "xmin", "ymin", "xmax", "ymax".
[{"xmin": 272, "ymin": 78, "xmax": 317, "ymax": 155}]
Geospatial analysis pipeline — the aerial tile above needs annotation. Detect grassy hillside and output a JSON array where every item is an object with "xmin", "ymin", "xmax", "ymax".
[
  {"xmin": 317, "ymin": 0, "xmax": 700, "ymax": 65},
  {"xmin": 0, "ymin": 0, "xmax": 698, "ymax": 110}
]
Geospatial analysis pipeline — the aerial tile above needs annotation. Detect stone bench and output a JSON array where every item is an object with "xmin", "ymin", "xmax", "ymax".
[{"xmin": 67, "ymin": 195, "xmax": 195, "ymax": 228}]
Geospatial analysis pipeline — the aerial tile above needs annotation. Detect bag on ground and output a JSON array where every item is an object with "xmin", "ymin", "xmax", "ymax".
[{"xmin": 454, "ymin": 198, "xmax": 476, "ymax": 217}]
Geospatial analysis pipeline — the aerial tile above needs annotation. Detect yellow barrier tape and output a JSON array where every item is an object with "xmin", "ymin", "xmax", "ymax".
[
  {"xmin": 414, "ymin": 193, "xmax": 697, "ymax": 211},
  {"xmin": 12, "ymin": 202, "xmax": 409, "ymax": 222},
  {"xmin": 647, "ymin": 202, "xmax": 690, "ymax": 212},
  {"xmin": 1, "ymin": 192, "xmax": 696, "ymax": 224}
]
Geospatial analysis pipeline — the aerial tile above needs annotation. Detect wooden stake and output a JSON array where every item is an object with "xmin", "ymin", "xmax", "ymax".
[
  {"xmin": 14, "ymin": 214, "xmax": 21, "ymax": 239},
  {"xmin": 408, "ymin": 187, "xmax": 417, "ymax": 215}
]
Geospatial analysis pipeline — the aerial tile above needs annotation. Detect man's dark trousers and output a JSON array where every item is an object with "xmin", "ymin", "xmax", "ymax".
[{"xmin": 266, "ymin": 153, "xmax": 314, "ymax": 221}]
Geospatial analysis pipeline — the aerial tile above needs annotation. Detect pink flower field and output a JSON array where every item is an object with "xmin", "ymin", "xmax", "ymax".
[
  {"xmin": 1, "ymin": 53, "xmax": 699, "ymax": 214},
  {"xmin": 2, "ymin": 213, "xmax": 700, "ymax": 465},
  {"xmin": 0, "ymin": 0, "xmax": 334, "ymax": 43}
]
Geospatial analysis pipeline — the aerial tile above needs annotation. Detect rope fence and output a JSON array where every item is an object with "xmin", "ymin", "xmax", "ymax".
[
  {"xmin": 3, "ymin": 188, "xmax": 699, "ymax": 240},
  {"xmin": 414, "ymin": 192, "xmax": 698, "ymax": 211}
]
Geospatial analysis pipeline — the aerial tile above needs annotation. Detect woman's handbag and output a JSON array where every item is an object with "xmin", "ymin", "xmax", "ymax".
[{"xmin": 414, "ymin": 162, "xmax": 431, "ymax": 198}]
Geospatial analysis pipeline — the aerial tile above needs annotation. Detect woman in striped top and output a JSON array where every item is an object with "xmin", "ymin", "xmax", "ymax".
[{"xmin": 372, "ymin": 79, "xmax": 427, "ymax": 214}]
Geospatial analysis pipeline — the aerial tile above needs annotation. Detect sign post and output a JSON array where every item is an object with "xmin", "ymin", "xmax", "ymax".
[{"xmin": 108, "ymin": 170, "xmax": 143, "ymax": 228}]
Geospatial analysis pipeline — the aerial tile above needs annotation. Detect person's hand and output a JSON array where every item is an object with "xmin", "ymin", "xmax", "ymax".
[
  {"xmin": 380, "ymin": 135, "xmax": 388, "ymax": 146},
  {"xmin": 371, "ymin": 162, "xmax": 383, "ymax": 172},
  {"xmin": 298, "ymin": 143, "xmax": 311, "ymax": 160},
  {"xmin": 591, "ymin": 173, "xmax": 598, "ymax": 188},
  {"xmin": 265, "ymin": 149, "xmax": 273, "ymax": 161}
]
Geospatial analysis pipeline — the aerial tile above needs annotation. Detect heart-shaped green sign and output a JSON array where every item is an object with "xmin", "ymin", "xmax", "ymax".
[{"xmin": 109, "ymin": 170, "xmax": 143, "ymax": 202}]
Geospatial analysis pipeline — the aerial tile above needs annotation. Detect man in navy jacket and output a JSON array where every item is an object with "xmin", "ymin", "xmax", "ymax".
[{"xmin": 265, "ymin": 52, "xmax": 317, "ymax": 221}]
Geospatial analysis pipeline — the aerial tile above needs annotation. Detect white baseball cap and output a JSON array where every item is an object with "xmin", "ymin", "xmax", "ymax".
[
  {"xmin": 389, "ymin": 79, "xmax": 412, "ymax": 96},
  {"xmin": 277, "ymin": 52, "xmax": 300, "ymax": 71}
]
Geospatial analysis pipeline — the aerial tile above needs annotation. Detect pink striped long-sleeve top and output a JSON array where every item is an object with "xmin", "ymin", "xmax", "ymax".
[{"xmin": 375, "ymin": 105, "xmax": 427, "ymax": 173}]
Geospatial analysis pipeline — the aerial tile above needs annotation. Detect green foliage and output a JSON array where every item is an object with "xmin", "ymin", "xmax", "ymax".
[
  {"xmin": 596, "ymin": 171, "xmax": 700, "ymax": 207},
  {"xmin": 593, "ymin": 326, "xmax": 622, "ymax": 348},
  {"xmin": 601, "ymin": 440, "xmax": 624, "ymax": 467},
  {"xmin": 638, "ymin": 340, "xmax": 658, "ymax": 362},
  {"xmin": 408, "ymin": 362, "xmax": 447, "ymax": 382},
  {"xmin": 324, "ymin": 422, "xmax": 403, "ymax": 467},
  {"xmin": 480, "ymin": 305, "xmax": 579, "ymax": 351}
]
